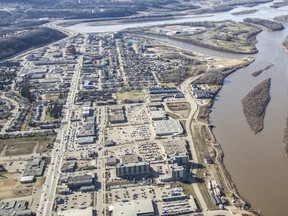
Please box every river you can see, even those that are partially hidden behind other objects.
[66,2,288,215]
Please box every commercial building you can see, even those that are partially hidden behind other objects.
[57,207,94,216]
[67,174,94,189]
[116,161,150,177]
[150,111,167,120]
[61,161,77,172]
[20,176,35,184]
[22,158,45,179]
[153,119,183,136]
[109,105,126,124]
[110,199,155,216]
[77,117,96,137]
[78,136,95,145]
[0,200,35,216]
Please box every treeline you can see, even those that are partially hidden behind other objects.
[25,8,136,19]
[242,78,271,134]
[0,28,66,60]
[244,18,284,31]
[274,15,288,23]
[283,35,288,50]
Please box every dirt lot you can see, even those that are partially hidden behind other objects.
[166,102,191,118]
[116,90,144,101]
[0,172,21,200]
[4,142,37,156]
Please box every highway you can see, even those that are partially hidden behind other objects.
[38,35,87,216]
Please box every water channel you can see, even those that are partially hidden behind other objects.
[67,2,288,215]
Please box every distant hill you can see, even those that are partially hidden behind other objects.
[0,28,66,60]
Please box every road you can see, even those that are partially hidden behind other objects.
[180,77,209,212]
[38,35,87,216]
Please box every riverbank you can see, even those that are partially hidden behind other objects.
[188,57,260,215]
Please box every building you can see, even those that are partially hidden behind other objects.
[20,176,35,184]
[170,164,185,180]
[58,207,94,216]
[121,154,139,164]
[150,111,167,120]
[106,157,117,166]
[22,158,45,178]
[162,140,189,165]
[0,200,35,216]
[77,118,96,137]
[67,174,94,189]
[109,106,126,124]
[78,137,95,145]
[110,199,154,216]
[61,161,77,172]
[153,119,183,136]
[116,161,150,177]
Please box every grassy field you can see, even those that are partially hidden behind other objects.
[45,94,59,100]
[0,135,55,156]
[116,90,144,101]
[44,112,56,121]
[4,141,37,156]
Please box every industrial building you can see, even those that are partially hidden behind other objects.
[110,199,155,216]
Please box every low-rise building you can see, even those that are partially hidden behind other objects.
[61,161,77,172]
[22,158,45,179]
[57,207,94,216]
[0,200,35,216]
[67,174,94,189]
[154,119,183,136]
[110,199,155,216]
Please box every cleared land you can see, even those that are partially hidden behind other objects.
[166,102,191,118]
[136,21,261,54]
[0,135,55,156]
[242,78,271,134]
[116,90,144,102]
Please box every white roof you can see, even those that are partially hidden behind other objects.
[57,207,93,216]
[112,199,154,216]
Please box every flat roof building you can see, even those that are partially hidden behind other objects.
[0,200,35,216]
[22,158,45,178]
[57,207,94,216]
[116,161,150,177]
[153,119,183,136]
[67,174,94,189]
[110,199,155,216]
